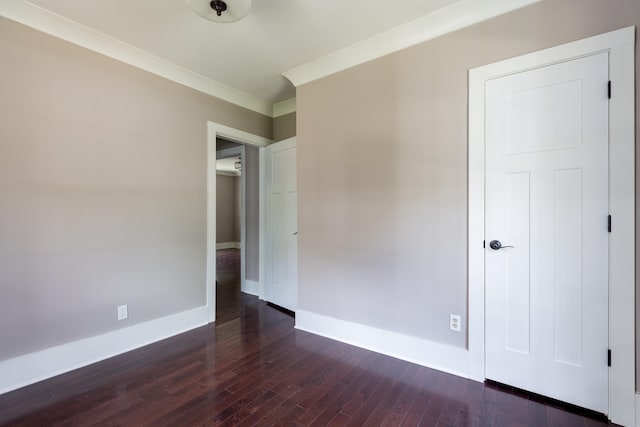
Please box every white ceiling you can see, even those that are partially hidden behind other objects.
[4,0,540,115]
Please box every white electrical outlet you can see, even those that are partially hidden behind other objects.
[450,314,461,332]
[117,304,128,321]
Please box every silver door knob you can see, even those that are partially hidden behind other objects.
[489,240,514,250]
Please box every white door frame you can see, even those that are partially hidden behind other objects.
[206,122,271,323]
[468,27,635,426]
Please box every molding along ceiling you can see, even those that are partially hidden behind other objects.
[283,0,542,87]
[0,0,272,116]
[272,98,297,118]
[1,0,542,116]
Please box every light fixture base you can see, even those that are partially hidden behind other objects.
[210,0,227,16]
[185,0,251,23]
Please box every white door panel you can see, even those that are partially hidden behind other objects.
[485,53,609,413]
[265,138,297,311]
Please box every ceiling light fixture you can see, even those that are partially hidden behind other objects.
[210,1,227,16]
[185,0,251,23]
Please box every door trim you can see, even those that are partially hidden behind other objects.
[206,122,271,323]
[468,27,635,426]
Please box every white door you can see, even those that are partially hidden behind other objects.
[485,53,609,413]
[265,138,297,311]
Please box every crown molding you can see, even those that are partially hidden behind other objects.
[1,0,542,115]
[0,0,273,117]
[283,0,542,87]
[272,98,296,117]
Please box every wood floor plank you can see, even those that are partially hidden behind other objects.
[347,360,411,426]
[325,412,353,427]
[207,331,332,425]
[527,399,550,427]
[293,351,381,425]
[251,390,304,426]
[361,362,421,426]
[270,403,306,427]
[214,389,279,427]
[453,380,490,427]
[295,348,375,411]
[338,354,399,417]
[207,352,310,423]
[546,404,597,427]
[288,344,370,424]
[232,391,289,427]
[399,375,439,425]
[491,386,530,427]
[304,354,396,426]
[415,376,452,426]
[379,365,434,427]
[434,371,472,426]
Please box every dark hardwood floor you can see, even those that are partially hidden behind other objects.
[0,250,615,426]
[216,248,244,325]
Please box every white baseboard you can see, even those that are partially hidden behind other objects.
[295,310,470,379]
[216,242,241,250]
[0,306,209,395]
[243,280,260,296]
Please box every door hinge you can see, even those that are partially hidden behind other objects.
[483,240,485,248]
[608,215,612,233]
[608,81,611,99]
[608,349,612,367]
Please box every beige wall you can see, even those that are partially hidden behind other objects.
[0,17,271,361]
[273,112,296,142]
[216,174,241,243]
[297,0,639,361]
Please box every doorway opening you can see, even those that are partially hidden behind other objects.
[215,139,244,323]
[215,138,263,324]
[206,121,271,325]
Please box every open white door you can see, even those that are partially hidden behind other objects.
[264,137,297,311]
[485,53,609,413]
